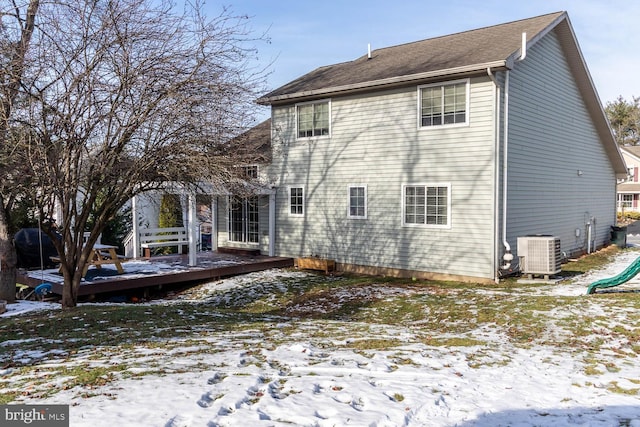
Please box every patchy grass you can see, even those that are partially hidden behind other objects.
[391,392,405,402]
[3,248,640,402]
[344,338,403,351]
[424,337,486,347]
[560,245,623,276]
[607,381,640,395]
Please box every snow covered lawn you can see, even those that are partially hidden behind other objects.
[2,249,640,426]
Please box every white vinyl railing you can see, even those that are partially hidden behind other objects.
[123,230,135,258]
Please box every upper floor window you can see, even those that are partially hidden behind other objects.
[297,100,330,138]
[242,165,258,179]
[402,184,451,228]
[418,80,469,128]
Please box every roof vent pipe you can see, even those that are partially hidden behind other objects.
[367,43,371,59]
[519,32,527,61]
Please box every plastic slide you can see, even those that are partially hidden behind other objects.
[587,256,640,294]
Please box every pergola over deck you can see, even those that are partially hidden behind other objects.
[128,182,276,265]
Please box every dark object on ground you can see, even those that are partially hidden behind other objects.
[611,225,627,247]
[15,228,61,269]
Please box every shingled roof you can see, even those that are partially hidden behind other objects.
[258,12,566,105]
[227,119,272,164]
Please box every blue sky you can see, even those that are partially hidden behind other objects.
[197,0,639,117]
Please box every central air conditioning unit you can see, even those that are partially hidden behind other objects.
[517,235,561,277]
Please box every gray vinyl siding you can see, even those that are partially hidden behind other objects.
[266,77,497,279]
[506,29,617,258]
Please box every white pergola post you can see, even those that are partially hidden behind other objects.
[211,196,218,251]
[269,190,276,256]
[187,192,197,266]
[132,195,140,259]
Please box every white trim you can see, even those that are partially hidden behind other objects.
[212,197,218,251]
[132,196,140,258]
[187,193,197,266]
[295,99,331,140]
[618,193,633,208]
[417,78,470,130]
[347,184,367,219]
[288,186,305,217]
[241,164,259,178]
[401,183,452,229]
[268,192,276,256]
[225,195,231,237]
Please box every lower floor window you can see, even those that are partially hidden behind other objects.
[290,187,304,216]
[619,194,633,209]
[229,196,259,243]
[403,184,450,227]
[348,185,367,219]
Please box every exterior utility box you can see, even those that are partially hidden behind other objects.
[517,236,562,277]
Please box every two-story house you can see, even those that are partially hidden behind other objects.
[210,11,626,283]
[617,146,640,212]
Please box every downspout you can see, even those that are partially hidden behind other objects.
[487,67,502,280]
[501,70,513,269]
[495,32,527,273]
[487,67,513,272]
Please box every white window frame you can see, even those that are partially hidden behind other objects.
[227,196,260,244]
[401,183,451,228]
[347,185,367,219]
[242,165,259,179]
[296,99,331,139]
[417,79,469,129]
[619,193,633,209]
[289,186,305,217]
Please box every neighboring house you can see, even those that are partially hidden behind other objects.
[617,146,640,212]
[140,12,628,283]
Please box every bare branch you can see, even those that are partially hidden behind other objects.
[4,0,269,306]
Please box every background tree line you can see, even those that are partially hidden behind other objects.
[606,96,640,146]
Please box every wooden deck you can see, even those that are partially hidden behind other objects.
[17,251,293,298]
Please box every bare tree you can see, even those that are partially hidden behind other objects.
[12,0,268,307]
[0,0,40,302]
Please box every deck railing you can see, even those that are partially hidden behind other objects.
[122,227,194,258]
[123,230,135,258]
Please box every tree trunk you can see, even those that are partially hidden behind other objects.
[60,267,83,308]
[61,277,77,308]
[0,0,40,303]
[0,198,17,303]
[59,244,92,308]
